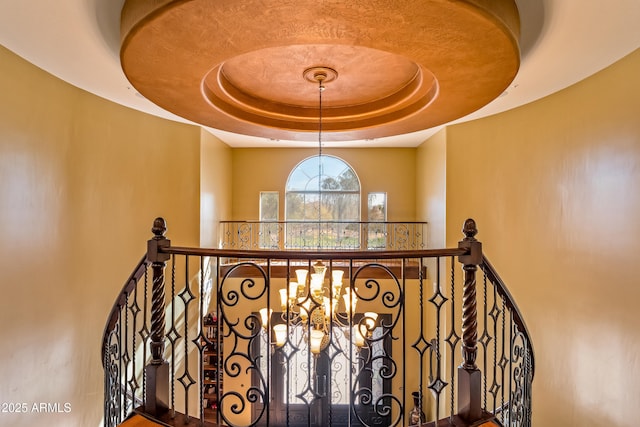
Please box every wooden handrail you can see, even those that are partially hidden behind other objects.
[161,246,467,259]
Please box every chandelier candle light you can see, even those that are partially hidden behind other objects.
[259,261,379,355]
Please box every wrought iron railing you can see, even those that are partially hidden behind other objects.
[102,218,533,427]
[219,221,428,251]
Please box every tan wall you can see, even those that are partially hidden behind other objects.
[416,128,447,248]
[231,147,417,221]
[444,49,640,426]
[200,129,232,247]
[0,46,201,426]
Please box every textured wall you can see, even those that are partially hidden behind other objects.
[231,147,417,222]
[200,129,232,247]
[416,128,447,248]
[0,45,201,426]
[445,49,640,426]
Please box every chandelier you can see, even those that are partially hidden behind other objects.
[259,68,378,355]
[259,261,379,354]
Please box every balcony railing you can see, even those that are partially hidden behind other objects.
[219,221,428,251]
[102,217,534,427]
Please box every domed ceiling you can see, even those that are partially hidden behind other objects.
[120,0,521,142]
[2,1,638,147]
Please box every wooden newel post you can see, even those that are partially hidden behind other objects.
[457,218,483,422]
[145,217,171,415]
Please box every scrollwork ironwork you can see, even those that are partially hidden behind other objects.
[102,218,534,427]
[219,262,269,426]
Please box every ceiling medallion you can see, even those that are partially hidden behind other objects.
[303,67,338,85]
[121,0,521,142]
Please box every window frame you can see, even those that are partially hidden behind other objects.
[284,155,361,249]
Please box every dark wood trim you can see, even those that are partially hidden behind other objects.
[163,246,468,260]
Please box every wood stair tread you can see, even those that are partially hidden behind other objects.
[119,414,165,427]
[119,411,498,427]
[118,410,220,427]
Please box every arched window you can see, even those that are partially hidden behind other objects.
[285,155,360,248]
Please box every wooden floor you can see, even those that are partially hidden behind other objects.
[119,414,164,427]
[422,414,501,427]
[119,413,499,427]
[119,412,219,427]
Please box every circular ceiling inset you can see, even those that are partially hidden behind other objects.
[121,0,520,142]
[202,45,438,132]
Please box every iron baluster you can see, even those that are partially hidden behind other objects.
[480,272,490,410]
[142,265,149,406]
[428,256,449,425]
[166,255,178,418]
[124,292,131,415]
[487,275,501,414]
[445,255,460,425]
[198,255,206,424]
[508,310,514,426]
[411,256,427,426]
[178,254,196,425]
[129,282,140,411]
[118,304,124,422]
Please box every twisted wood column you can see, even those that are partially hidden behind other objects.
[146,217,171,415]
[461,262,478,369]
[149,217,170,362]
[457,218,483,422]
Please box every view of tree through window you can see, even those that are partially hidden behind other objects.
[260,192,279,221]
[285,155,360,248]
[259,192,279,248]
[367,192,387,249]
[367,192,386,222]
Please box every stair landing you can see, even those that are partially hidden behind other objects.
[119,415,163,427]
[421,413,501,427]
[120,413,499,427]
[119,412,219,427]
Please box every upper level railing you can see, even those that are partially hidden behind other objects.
[219,221,428,251]
[102,218,533,427]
